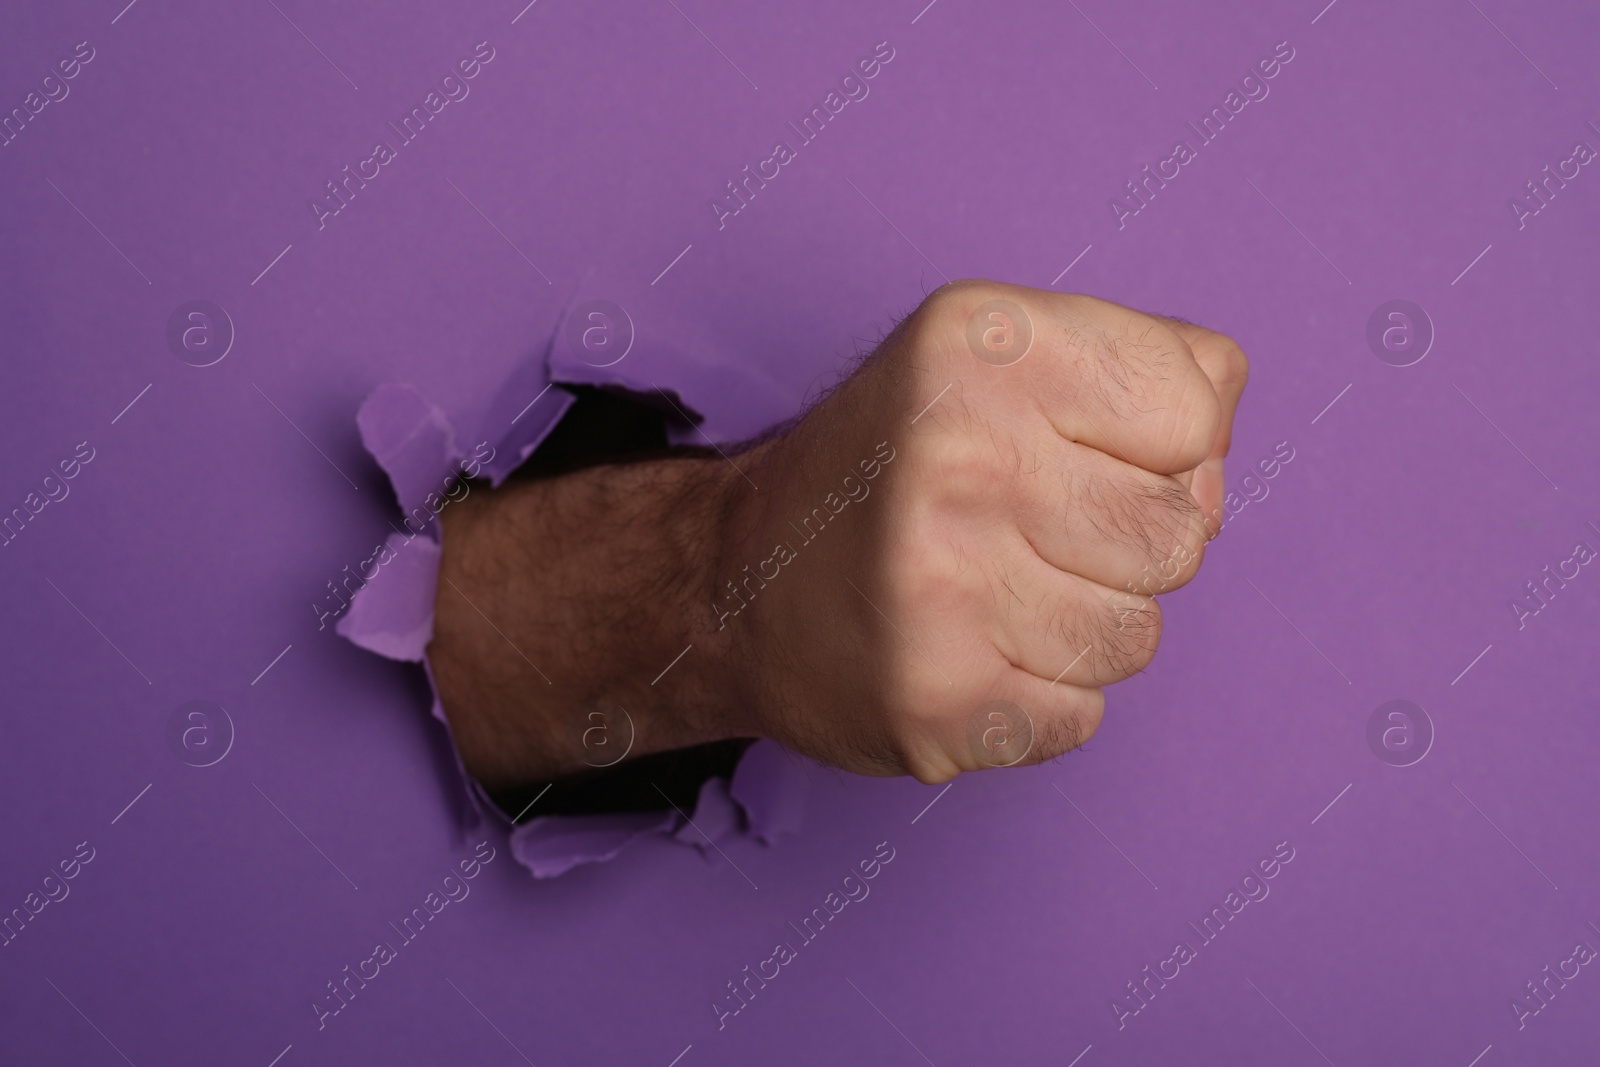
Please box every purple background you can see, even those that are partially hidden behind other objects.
[4,0,1599,1063]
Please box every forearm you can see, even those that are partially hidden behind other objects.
[430,452,754,788]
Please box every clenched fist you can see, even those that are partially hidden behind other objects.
[431,281,1247,789]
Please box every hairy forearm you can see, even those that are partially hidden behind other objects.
[430,452,754,787]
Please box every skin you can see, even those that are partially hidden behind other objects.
[429,280,1248,788]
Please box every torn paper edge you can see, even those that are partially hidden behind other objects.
[336,368,806,878]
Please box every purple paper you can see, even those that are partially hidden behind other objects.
[513,809,680,879]
[4,0,1599,1064]
[335,530,439,662]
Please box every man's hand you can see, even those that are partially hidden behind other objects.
[429,281,1247,788]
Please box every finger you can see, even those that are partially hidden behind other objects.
[1159,321,1249,530]
[987,545,1163,689]
[1014,435,1211,595]
[932,673,1106,778]
[1016,291,1223,476]
[931,284,1222,475]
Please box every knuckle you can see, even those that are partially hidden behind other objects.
[934,438,1001,506]
[1078,474,1207,591]
[1046,589,1161,683]
[909,434,1008,516]
[1100,591,1163,677]
[917,279,1007,335]
[1042,591,1099,662]
[1025,689,1105,765]
[915,279,1046,376]
[1033,713,1083,762]
[892,524,971,612]
[1130,482,1209,590]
